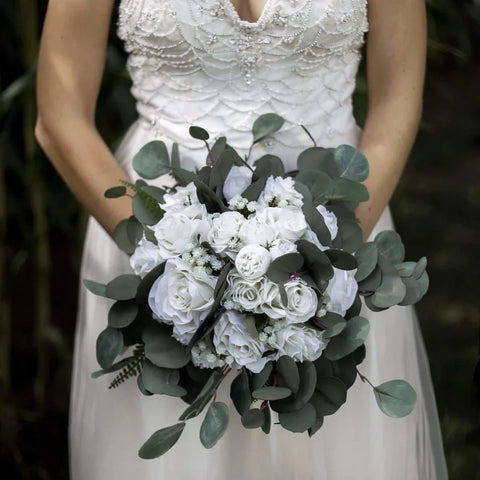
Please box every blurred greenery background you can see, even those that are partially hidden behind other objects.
[1,0,479,478]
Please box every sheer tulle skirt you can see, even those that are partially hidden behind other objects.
[69,121,449,480]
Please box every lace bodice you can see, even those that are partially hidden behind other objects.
[116,0,369,168]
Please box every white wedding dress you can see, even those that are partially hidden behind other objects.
[69,1,449,479]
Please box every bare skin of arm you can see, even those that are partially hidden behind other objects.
[35,0,132,238]
[356,0,427,240]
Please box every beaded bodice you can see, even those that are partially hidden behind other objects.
[117,0,369,167]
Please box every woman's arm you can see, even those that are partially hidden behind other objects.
[35,0,132,237]
[356,0,427,240]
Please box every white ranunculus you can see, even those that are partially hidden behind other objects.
[161,182,205,219]
[129,236,164,278]
[269,324,326,362]
[261,278,318,324]
[152,212,209,260]
[213,311,270,373]
[268,238,298,260]
[316,204,338,240]
[235,244,271,280]
[256,207,308,242]
[258,176,304,208]
[148,257,216,345]
[223,166,253,202]
[238,217,276,248]
[323,266,358,316]
[224,271,277,312]
[207,211,245,255]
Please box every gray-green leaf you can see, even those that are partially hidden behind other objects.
[138,422,186,459]
[374,380,417,418]
[200,402,229,449]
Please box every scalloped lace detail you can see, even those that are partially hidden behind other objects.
[116,0,369,166]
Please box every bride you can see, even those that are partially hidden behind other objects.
[35,0,449,479]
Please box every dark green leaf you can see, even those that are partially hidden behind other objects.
[324,249,358,270]
[210,149,235,190]
[319,312,347,339]
[104,186,127,198]
[143,327,190,369]
[278,403,316,433]
[96,327,123,369]
[327,177,369,203]
[276,356,300,395]
[241,177,267,202]
[91,356,134,379]
[106,274,141,301]
[108,301,138,328]
[297,147,339,177]
[252,113,285,143]
[141,185,166,203]
[230,368,251,416]
[302,203,333,246]
[261,403,272,434]
[253,155,284,179]
[266,253,304,283]
[295,170,332,205]
[370,255,406,308]
[194,179,227,214]
[241,408,265,429]
[136,262,166,305]
[113,218,137,255]
[138,422,186,459]
[324,316,370,361]
[252,386,292,400]
[132,193,162,225]
[83,279,107,297]
[171,142,180,168]
[141,360,185,396]
[250,361,273,391]
[308,416,324,437]
[189,125,210,140]
[312,376,347,416]
[132,141,170,179]
[200,402,229,449]
[296,240,334,289]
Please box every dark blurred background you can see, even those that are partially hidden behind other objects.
[0,0,479,478]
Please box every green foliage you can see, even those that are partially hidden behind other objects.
[324,316,370,361]
[252,113,285,143]
[200,401,229,449]
[374,380,417,418]
[132,141,170,179]
[96,326,124,369]
[138,422,186,459]
[108,344,145,389]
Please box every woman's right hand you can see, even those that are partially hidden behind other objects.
[35,0,133,238]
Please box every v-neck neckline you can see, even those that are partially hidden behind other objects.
[223,0,275,28]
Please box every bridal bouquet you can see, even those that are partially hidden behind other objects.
[85,114,428,458]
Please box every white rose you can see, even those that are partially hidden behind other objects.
[322,266,358,316]
[148,258,216,345]
[258,176,303,208]
[261,278,318,324]
[152,212,209,260]
[235,244,271,280]
[161,182,205,219]
[316,204,338,240]
[213,311,270,373]
[129,236,164,278]
[224,271,277,312]
[256,207,308,242]
[207,211,245,255]
[238,217,276,248]
[269,324,326,362]
[223,166,253,202]
[268,239,298,260]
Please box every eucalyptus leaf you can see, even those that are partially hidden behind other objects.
[261,403,272,434]
[332,217,363,253]
[333,145,369,182]
[141,360,185,396]
[230,368,251,416]
[189,125,210,140]
[374,231,405,265]
[141,185,165,203]
[132,141,170,179]
[319,312,347,339]
[358,265,382,293]
[278,403,316,433]
[276,355,300,395]
[370,255,407,308]
[252,113,284,143]
[253,154,284,179]
[324,249,358,270]
[171,142,180,168]
[295,170,332,205]
[308,416,324,437]
[138,422,186,459]
[312,376,347,416]
[136,262,166,305]
[241,408,265,429]
[328,177,369,203]
[108,301,138,328]
[297,147,339,177]
[354,242,378,282]
[210,150,235,190]
[324,316,370,361]
[132,193,162,226]
[83,279,107,297]
[330,354,357,389]
[296,240,334,289]
[301,202,333,246]
[104,186,127,198]
[252,386,292,401]
[266,253,304,283]
[374,380,417,418]
[250,361,273,391]
[241,177,268,202]
[113,218,137,255]
[106,274,141,301]
[143,330,190,369]
[96,327,123,369]
[200,402,229,449]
